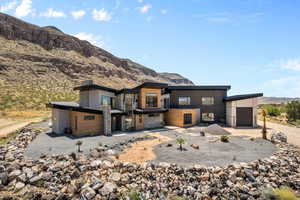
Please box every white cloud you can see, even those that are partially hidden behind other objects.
[92,8,112,22]
[280,59,300,71]
[137,0,143,3]
[71,10,86,19]
[41,8,66,18]
[263,76,300,97]
[0,0,17,12]
[15,0,33,17]
[161,9,167,15]
[146,16,154,22]
[74,32,105,47]
[137,4,152,14]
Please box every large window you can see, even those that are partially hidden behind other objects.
[178,97,191,105]
[202,97,214,105]
[101,95,111,106]
[146,93,158,108]
[202,113,214,121]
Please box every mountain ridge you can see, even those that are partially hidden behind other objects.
[0,12,193,111]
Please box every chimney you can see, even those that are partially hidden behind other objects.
[82,80,93,86]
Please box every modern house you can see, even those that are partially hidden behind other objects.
[47,80,263,136]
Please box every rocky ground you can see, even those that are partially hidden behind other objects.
[0,125,300,200]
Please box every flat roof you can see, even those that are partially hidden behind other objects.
[224,93,263,102]
[73,84,118,93]
[46,102,103,114]
[166,85,231,91]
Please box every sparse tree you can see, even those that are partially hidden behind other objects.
[262,109,267,139]
[76,140,83,152]
[176,137,186,151]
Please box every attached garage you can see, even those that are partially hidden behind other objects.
[225,93,263,127]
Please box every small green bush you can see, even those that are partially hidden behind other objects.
[262,187,299,200]
[220,135,229,143]
[262,105,282,117]
[176,137,186,151]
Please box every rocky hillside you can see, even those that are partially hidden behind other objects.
[0,13,193,111]
[258,97,300,105]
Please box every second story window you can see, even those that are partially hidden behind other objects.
[179,97,191,105]
[202,97,214,105]
[146,93,158,108]
[101,95,111,106]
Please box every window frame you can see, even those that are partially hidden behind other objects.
[183,113,192,125]
[202,113,214,122]
[202,97,214,105]
[101,95,111,106]
[145,93,158,108]
[84,115,95,120]
[178,96,191,105]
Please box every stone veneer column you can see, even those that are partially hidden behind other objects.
[102,105,111,136]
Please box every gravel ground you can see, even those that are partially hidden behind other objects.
[24,128,168,159]
[152,135,277,167]
[25,122,278,167]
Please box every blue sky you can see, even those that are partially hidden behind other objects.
[1,0,300,97]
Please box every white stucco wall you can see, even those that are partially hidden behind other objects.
[226,98,258,127]
[52,109,70,134]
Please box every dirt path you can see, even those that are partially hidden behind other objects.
[118,132,172,163]
[258,120,300,147]
[225,121,300,147]
[0,118,46,138]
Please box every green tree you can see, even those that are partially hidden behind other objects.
[286,101,300,122]
[76,140,83,152]
[176,137,186,151]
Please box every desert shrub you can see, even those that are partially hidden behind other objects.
[220,135,229,143]
[262,105,282,117]
[262,187,299,200]
[119,189,146,200]
[176,137,186,151]
[286,101,300,122]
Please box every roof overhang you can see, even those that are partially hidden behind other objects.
[133,108,168,114]
[166,85,231,91]
[224,93,263,102]
[46,102,103,114]
[133,82,168,90]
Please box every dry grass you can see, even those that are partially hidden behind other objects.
[1,110,50,119]
[118,133,172,163]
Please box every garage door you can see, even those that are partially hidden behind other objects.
[236,107,253,126]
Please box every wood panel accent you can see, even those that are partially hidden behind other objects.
[139,88,162,109]
[164,108,200,127]
[134,114,144,130]
[70,111,104,136]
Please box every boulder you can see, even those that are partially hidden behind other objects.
[14,182,25,191]
[191,144,200,149]
[99,182,116,196]
[270,131,287,143]
[109,173,121,182]
[81,187,96,200]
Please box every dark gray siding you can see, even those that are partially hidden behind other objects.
[169,90,227,123]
